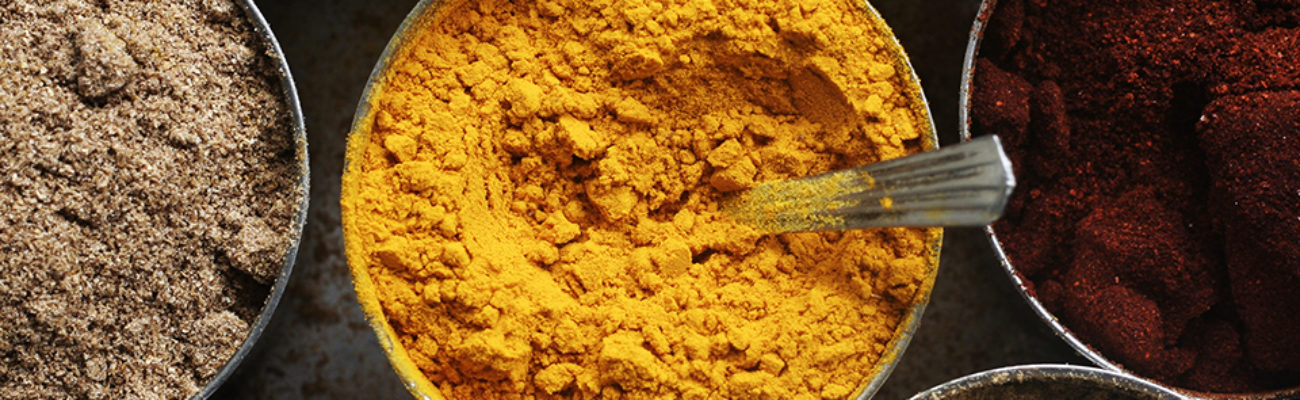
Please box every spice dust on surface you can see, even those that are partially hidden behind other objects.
[0,1,304,399]
[341,0,939,398]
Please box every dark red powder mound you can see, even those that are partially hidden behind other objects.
[1199,91,1300,373]
[972,0,1300,393]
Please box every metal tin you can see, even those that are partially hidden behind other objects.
[192,1,311,398]
[907,364,1187,400]
[343,1,941,399]
[959,1,1300,399]
[343,2,444,398]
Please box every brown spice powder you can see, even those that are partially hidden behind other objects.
[0,1,303,399]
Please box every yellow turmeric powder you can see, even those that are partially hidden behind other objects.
[341,0,939,398]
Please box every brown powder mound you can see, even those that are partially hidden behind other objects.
[0,1,303,399]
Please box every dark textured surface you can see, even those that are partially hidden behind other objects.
[214,1,415,399]
[873,4,1085,398]
[218,1,1082,398]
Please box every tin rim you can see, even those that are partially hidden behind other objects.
[958,1,1300,398]
[341,1,942,399]
[852,4,943,400]
[192,1,311,398]
[906,364,1187,400]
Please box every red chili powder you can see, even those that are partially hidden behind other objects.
[971,0,1300,393]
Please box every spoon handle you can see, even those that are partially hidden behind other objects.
[725,135,1016,232]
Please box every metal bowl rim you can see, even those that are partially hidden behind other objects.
[906,364,1187,400]
[854,2,944,399]
[193,1,311,398]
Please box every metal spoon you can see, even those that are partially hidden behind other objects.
[723,135,1015,233]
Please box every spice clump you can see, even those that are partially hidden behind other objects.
[973,0,1300,393]
[0,1,304,399]
[342,0,938,398]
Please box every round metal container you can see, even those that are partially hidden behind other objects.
[192,1,311,398]
[343,1,941,399]
[908,364,1186,400]
[959,1,1300,399]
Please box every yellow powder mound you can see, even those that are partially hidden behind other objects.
[341,0,939,398]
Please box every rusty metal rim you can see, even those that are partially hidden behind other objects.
[959,1,1300,398]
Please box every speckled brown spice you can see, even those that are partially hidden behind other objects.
[0,1,302,399]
